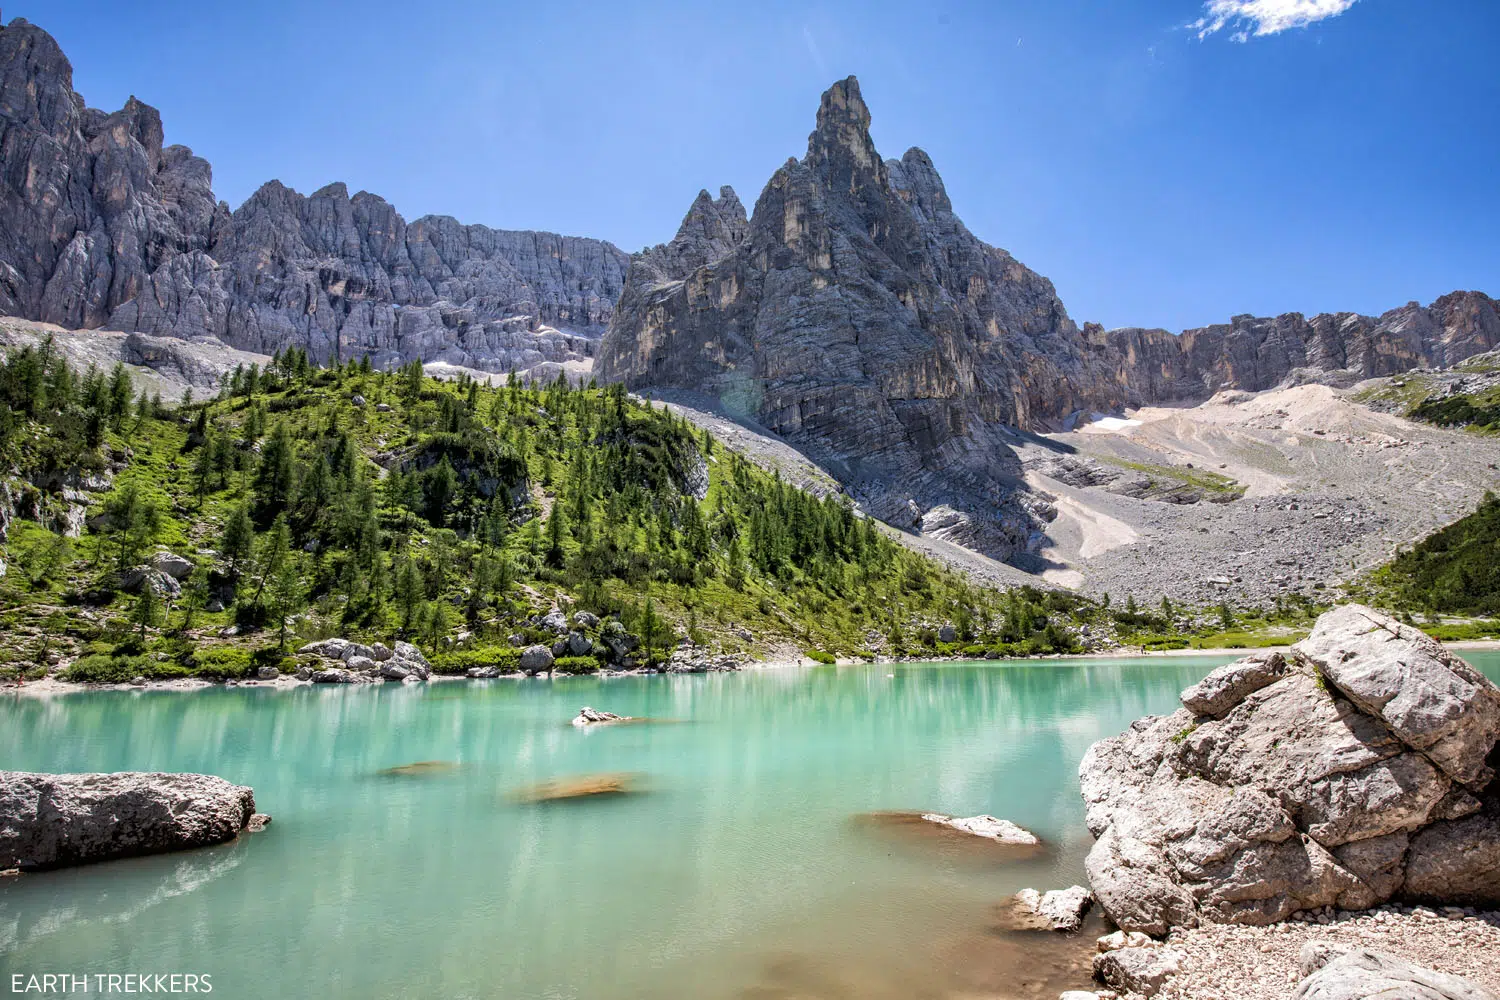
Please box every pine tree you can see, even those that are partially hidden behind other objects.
[221,503,255,577]
[132,580,162,638]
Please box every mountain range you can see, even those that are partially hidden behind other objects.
[2,15,1497,567]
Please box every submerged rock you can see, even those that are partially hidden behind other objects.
[378,761,459,778]
[0,771,258,870]
[921,813,1040,846]
[509,772,640,803]
[1079,604,1500,935]
[1002,885,1093,933]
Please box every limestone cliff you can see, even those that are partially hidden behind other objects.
[0,18,628,375]
[598,76,1498,560]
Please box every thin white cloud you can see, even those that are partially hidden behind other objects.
[1192,0,1362,42]
[802,26,829,77]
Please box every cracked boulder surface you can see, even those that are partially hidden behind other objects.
[1078,604,1500,934]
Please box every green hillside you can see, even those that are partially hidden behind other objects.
[1364,491,1500,617]
[0,339,1088,682]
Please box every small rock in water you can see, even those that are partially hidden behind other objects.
[572,706,630,727]
[1003,885,1093,932]
[378,761,459,778]
[922,813,1040,846]
[245,813,272,832]
[510,772,640,803]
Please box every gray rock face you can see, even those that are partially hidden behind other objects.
[1092,946,1185,998]
[1079,604,1500,934]
[1294,942,1499,1000]
[0,18,627,377]
[519,645,554,675]
[598,75,1500,560]
[0,770,257,870]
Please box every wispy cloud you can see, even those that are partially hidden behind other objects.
[1192,0,1362,42]
[802,26,829,77]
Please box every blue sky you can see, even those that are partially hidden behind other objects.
[13,0,1498,331]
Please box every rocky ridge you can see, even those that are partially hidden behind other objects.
[1079,604,1500,938]
[0,18,627,378]
[598,75,1498,562]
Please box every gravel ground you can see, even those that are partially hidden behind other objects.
[646,382,1500,607]
[1135,904,1500,1000]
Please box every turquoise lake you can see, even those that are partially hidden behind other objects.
[4,652,1498,999]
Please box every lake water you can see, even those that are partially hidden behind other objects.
[4,652,1498,999]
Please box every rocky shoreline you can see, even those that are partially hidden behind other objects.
[1060,603,1500,999]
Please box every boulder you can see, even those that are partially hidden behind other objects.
[1293,942,1498,1000]
[338,643,378,663]
[1005,885,1093,932]
[0,771,257,870]
[541,609,569,634]
[519,645,554,675]
[149,551,194,580]
[254,665,279,681]
[1079,604,1500,935]
[573,611,600,629]
[1097,931,1156,953]
[920,813,1040,845]
[1179,651,1287,717]
[1092,947,1183,998]
[299,638,351,659]
[370,643,393,662]
[379,663,411,681]
[310,668,354,684]
[551,638,569,658]
[567,631,593,657]
[938,624,958,643]
[392,641,424,663]
[1294,605,1500,788]
[467,667,500,679]
[1403,813,1500,906]
[345,655,377,674]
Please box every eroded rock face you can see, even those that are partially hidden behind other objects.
[597,75,1500,560]
[1079,604,1500,934]
[0,770,257,870]
[0,18,627,377]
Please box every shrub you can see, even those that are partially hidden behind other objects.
[63,652,189,684]
[804,649,836,664]
[553,655,599,674]
[190,646,255,680]
[429,645,520,675]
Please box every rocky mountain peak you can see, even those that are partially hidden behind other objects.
[0,18,78,140]
[887,147,953,219]
[0,17,630,377]
[805,75,888,203]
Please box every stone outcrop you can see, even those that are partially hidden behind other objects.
[0,18,627,378]
[572,707,630,727]
[1294,942,1499,1000]
[1079,604,1500,935]
[298,637,429,682]
[0,770,258,870]
[598,75,1499,560]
